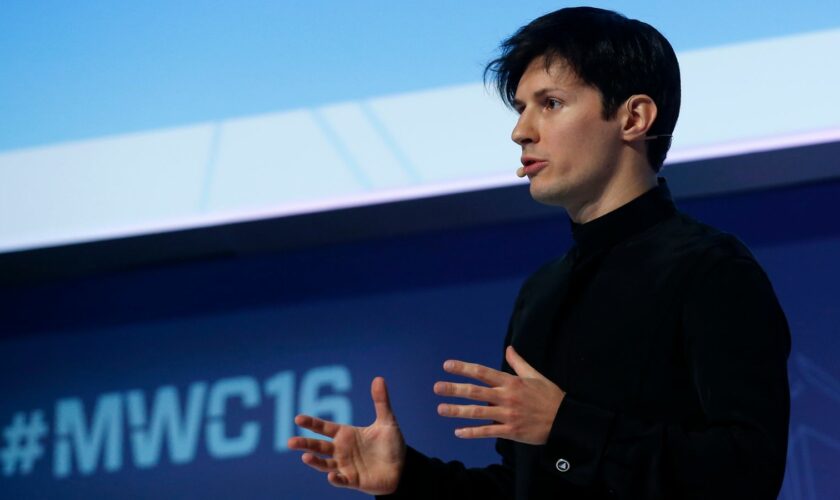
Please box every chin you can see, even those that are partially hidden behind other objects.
[528,184,568,207]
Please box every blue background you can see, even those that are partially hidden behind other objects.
[2,178,839,498]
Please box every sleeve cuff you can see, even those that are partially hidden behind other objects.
[540,394,615,486]
[376,446,427,499]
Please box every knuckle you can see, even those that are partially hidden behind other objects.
[499,408,513,421]
[507,392,521,406]
[500,392,515,406]
[507,423,520,437]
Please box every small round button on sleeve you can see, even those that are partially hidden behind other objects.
[555,458,570,472]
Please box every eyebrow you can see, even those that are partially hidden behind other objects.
[512,87,568,109]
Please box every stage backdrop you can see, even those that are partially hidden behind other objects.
[1,177,839,499]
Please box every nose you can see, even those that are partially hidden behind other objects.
[511,111,537,146]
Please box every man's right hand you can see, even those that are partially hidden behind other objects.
[288,376,406,496]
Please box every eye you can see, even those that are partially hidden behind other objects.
[545,98,564,110]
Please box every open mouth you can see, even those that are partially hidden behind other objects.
[522,159,548,176]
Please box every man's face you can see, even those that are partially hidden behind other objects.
[512,56,624,210]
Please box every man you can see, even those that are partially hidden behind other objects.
[288,7,790,499]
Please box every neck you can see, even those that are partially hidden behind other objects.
[566,165,658,224]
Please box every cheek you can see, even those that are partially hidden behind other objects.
[575,118,610,144]
[571,122,618,165]
[548,125,600,169]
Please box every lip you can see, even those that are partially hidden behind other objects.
[522,160,548,176]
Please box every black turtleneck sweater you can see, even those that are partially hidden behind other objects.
[381,178,791,500]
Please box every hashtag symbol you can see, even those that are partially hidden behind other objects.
[1,411,48,476]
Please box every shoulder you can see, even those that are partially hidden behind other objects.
[663,212,763,276]
[662,214,784,315]
[655,215,788,351]
[655,212,753,259]
[616,211,773,301]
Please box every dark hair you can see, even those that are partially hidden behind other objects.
[484,7,681,172]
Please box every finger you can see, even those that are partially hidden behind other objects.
[505,345,542,379]
[371,376,396,423]
[454,424,510,439]
[443,359,509,386]
[433,381,499,404]
[294,414,340,438]
[301,453,338,473]
[437,403,506,421]
[287,436,335,456]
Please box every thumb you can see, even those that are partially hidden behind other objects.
[371,376,396,423]
[506,345,542,379]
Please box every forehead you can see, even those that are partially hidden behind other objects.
[514,56,584,97]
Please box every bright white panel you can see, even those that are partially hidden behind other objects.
[317,102,416,190]
[367,84,516,183]
[204,110,366,213]
[0,125,213,251]
[672,29,840,160]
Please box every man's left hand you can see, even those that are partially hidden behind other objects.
[433,345,566,445]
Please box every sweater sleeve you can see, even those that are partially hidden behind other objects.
[538,256,791,499]
[374,442,515,500]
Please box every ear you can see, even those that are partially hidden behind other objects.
[619,94,658,142]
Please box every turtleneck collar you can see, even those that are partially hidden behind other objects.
[570,177,676,257]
